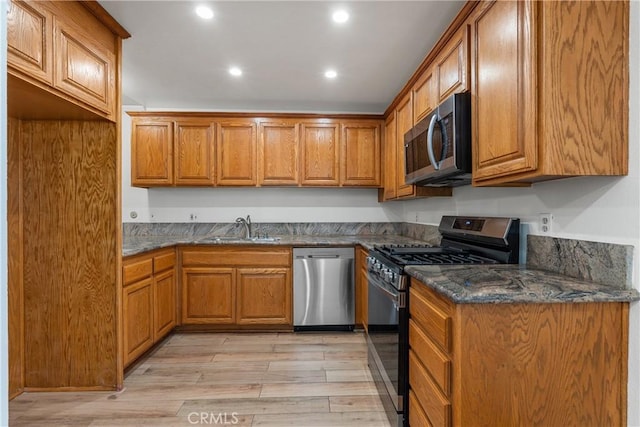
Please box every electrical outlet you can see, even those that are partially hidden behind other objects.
[189,213,198,221]
[539,213,553,234]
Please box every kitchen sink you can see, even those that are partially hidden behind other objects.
[249,236,281,242]
[197,236,281,243]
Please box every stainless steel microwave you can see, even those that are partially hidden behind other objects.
[404,92,471,187]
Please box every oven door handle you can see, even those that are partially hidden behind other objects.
[369,278,404,309]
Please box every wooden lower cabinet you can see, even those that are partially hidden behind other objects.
[180,246,293,327]
[122,248,177,367]
[355,246,369,329]
[408,278,629,426]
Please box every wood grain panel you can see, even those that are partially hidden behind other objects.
[259,121,299,186]
[341,122,381,186]
[154,268,177,341]
[471,0,538,182]
[174,120,215,185]
[153,250,176,274]
[236,268,292,325]
[122,258,152,286]
[21,121,118,388]
[123,278,154,366]
[355,247,368,329]
[395,93,414,197]
[53,18,114,115]
[409,350,451,427]
[381,113,397,200]
[540,0,628,176]
[456,302,627,426]
[409,389,434,427]
[182,267,236,324]
[7,0,53,84]
[412,67,437,124]
[436,25,469,101]
[409,319,451,396]
[181,247,291,268]
[8,118,25,399]
[409,287,452,354]
[131,119,173,186]
[300,123,340,186]
[216,121,257,186]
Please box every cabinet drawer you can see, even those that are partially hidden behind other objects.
[409,319,451,396]
[123,258,153,285]
[409,389,434,427]
[410,287,452,353]
[181,248,291,267]
[409,350,451,427]
[154,251,175,273]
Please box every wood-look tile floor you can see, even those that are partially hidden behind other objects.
[9,332,392,427]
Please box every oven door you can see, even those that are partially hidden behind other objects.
[367,272,408,426]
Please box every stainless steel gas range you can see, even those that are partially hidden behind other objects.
[366,216,520,427]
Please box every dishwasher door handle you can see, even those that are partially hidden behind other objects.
[307,254,341,259]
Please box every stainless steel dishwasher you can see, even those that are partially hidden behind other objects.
[293,247,355,331]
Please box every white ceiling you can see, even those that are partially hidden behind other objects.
[100,1,465,114]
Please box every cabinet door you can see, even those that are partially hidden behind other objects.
[174,120,216,185]
[471,0,537,182]
[153,268,176,341]
[396,94,415,198]
[123,278,154,366]
[436,25,470,102]
[382,113,398,200]
[182,267,235,324]
[7,0,53,84]
[300,123,340,186]
[413,66,437,124]
[53,18,115,116]
[341,122,381,187]
[131,119,174,186]
[355,247,369,329]
[258,121,299,186]
[236,268,291,325]
[216,121,257,186]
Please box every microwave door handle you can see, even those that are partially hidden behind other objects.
[427,113,440,170]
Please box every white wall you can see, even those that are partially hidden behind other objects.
[403,2,640,422]
[1,0,9,424]
[121,108,405,224]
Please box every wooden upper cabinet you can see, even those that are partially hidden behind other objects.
[174,120,216,185]
[396,94,414,198]
[412,66,437,124]
[7,0,53,85]
[341,122,381,187]
[471,0,628,185]
[131,119,174,186]
[300,123,340,186]
[53,17,115,117]
[217,121,257,186]
[382,113,398,200]
[258,121,299,186]
[436,25,470,102]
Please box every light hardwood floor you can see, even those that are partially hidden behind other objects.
[9,332,392,427]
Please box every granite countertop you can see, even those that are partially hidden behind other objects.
[123,234,423,257]
[405,264,640,304]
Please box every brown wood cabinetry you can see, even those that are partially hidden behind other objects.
[217,121,258,186]
[395,94,414,198]
[175,120,216,185]
[341,122,381,187]
[409,278,629,426]
[258,121,299,185]
[412,67,436,124]
[300,123,340,186]
[435,26,469,102]
[122,248,177,367]
[7,0,126,121]
[180,247,292,327]
[470,0,628,186]
[131,119,174,186]
[382,113,398,200]
[355,246,369,329]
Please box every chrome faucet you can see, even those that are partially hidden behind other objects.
[235,215,252,239]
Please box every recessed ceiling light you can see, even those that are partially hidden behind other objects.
[229,67,242,77]
[332,10,349,24]
[195,5,214,20]
[325,69,337,79]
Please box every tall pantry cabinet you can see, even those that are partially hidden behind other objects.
[7,0,129,397]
